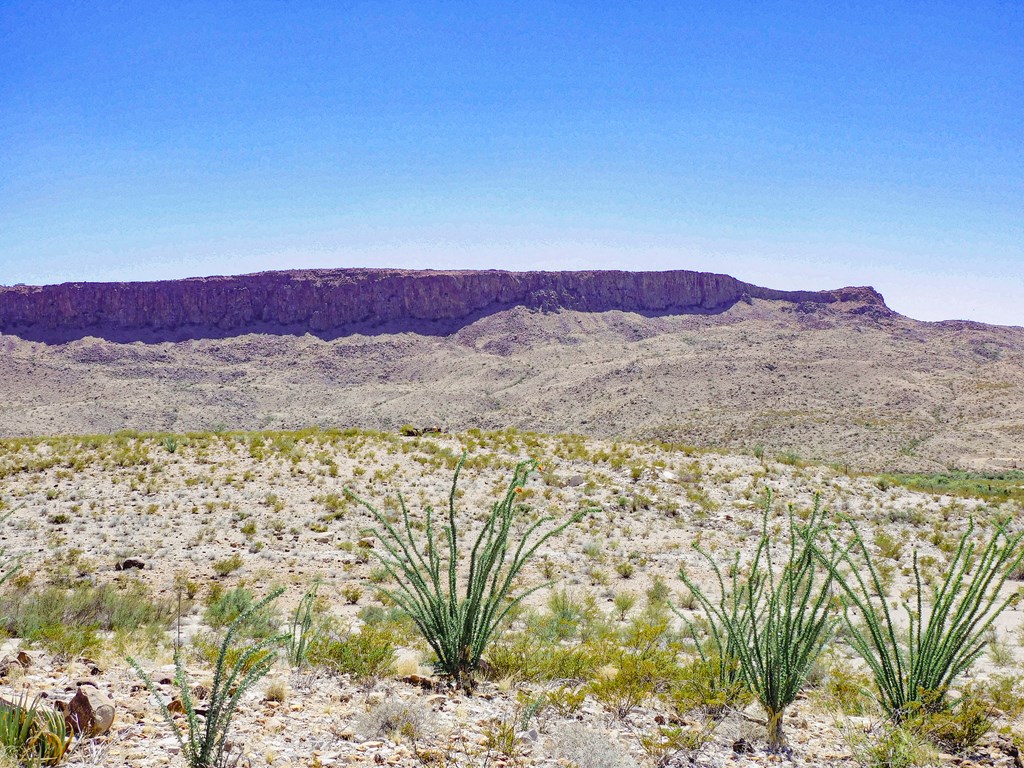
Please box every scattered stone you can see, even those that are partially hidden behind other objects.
[0,650,32,676]
[60,684,115,736]
[733,738,755,754]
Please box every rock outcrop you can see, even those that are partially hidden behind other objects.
[0,268,890,340]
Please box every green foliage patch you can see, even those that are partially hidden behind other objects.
[879,470,1024,504]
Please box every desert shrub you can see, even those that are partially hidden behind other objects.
[357,604,419,642]
[212,553,243,578]
[345,455,585,688]
[130,588,285,768]
[979,674,1024,718]
[529,589,605,642]
[846,723,937,768]
[589,615,683,718]
[908,691,992,754]
[0,581,175,658]
[341,584,362,605]
[589,651,672,719]
[485,633,602,683]
[355,700,432,742]
[987,630,1015,667]
[639,722,718,766]
[306,624,396,681]
[514,685,587,732]
[671,596,747,718]
[821,517,1024,722]
[666,654,751,718]
[482,716,521,760]
[646,575,671,607]
[879,470,1024,505]
[612,591,637,621]
[816,663,874,716]
[679,490,837,750]
[203,585,279,638]
[0,693,72,766]
[549,723,635,768]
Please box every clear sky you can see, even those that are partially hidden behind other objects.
[1,2,1021,325]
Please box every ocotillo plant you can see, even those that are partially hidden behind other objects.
[286,581,320,669]
[346,455,585,690]
[679,490,836,750]
[820,517,1024,722]
[130,587,286,768]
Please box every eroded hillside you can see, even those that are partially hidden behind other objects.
[1,295,1021,471]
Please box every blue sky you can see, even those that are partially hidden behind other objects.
[1,2,1021,324]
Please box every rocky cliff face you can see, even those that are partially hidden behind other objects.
[0,268,889,340]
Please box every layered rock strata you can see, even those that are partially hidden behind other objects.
[0,268,888,337]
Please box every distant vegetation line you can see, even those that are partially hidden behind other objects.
[1,425,1018,504]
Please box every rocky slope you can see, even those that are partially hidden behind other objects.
[0,268,887,340]
[0,268,1021,471]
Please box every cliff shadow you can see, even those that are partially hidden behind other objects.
[0,298,747,345]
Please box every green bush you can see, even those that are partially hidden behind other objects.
[588,639,680,719]
[346,455,585,689]
[846,724,937,768]
[485,633,602,682]
[909,691,992,754]
[306,624,396,681]
[821,517,1024,722]
[679,490,837,750]
[672,596,747,718]
[0,581,175,658]
[817,663,874,716]
[203,585,279,638]
[212,553,243,578]
[130,588,286,768]
[357,604,419,642]
[0,693,72,766]
[529,590,604,642]
[666,655,751,718]
[979,674,1024,718]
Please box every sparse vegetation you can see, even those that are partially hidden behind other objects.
[0,581,175,659]
[345,455,586,689]
[2,426,1024,764]
[821,517,1024,722]
[679,490,837,750]
[880,470,1024,504]
[129,587,285,768]
[0,693,72,766]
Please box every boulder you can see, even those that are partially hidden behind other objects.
[61,684,115,736]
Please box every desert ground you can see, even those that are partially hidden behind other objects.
[2,427,1024,767]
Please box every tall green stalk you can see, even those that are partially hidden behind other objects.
[346,455,585,690]
[679,491,836,750]
[820,517,1024,722]
[1,508,23,590]
[286,581,320,669]
[130,587,286,768]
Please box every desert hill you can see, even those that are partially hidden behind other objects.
[1,268,1021,471]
